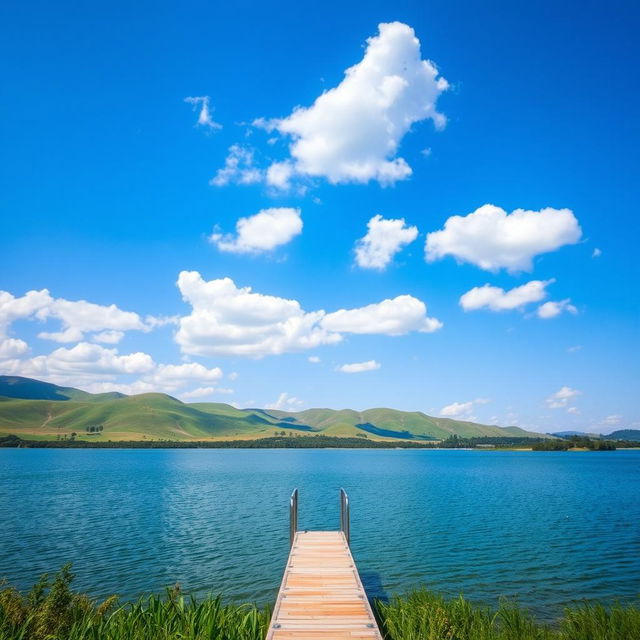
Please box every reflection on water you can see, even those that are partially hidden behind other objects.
[1,448,639,619]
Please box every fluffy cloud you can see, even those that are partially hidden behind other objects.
[308,356,321,363]
[338,360,380,373]
[354,215,418,270]
[0,340,226,397]
[210,208,302,254]
[0,288,156,343]
[602,414,622,426]
[4,342,156,380]
[426,205,582,272]
[241,22,447,189]
[175,271,442,358]
[0,338,29,359]
[210,145,263,187]
[181,386,233,400]
[546,386,581,409]
[592,248,602,258]
[322,295,442,335]
[184,96,222,130]
[0,289,52,338]
[267,392,303,411]
[439,397,489,419]
[460,280,553,312]
[175,272,337,357]
[536,299,577,319]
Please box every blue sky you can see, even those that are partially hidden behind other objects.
[1,0,638,432]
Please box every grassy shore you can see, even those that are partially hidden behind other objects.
[1,566,638,639]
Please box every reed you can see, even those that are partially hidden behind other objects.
[1,567,638,639]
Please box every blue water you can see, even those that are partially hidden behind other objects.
[1,449,639,619]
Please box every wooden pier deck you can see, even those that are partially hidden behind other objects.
[266,530,383,640]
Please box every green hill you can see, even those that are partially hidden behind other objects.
[606,429,640,441]
[0,375,549,442]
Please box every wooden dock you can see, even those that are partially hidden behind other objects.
[266,491,383,640]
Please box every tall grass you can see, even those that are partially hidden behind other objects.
[0,565,270,640]
[1,567,638,639]
[375,589,640,640]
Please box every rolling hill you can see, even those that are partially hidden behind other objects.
[0,375,549,442]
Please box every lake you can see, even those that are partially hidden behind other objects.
[1,448,638,619]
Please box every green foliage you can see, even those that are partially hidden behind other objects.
[0,568,269,640]
[532,440,571,451]
[1,573,638,640]
[375,589,640,640]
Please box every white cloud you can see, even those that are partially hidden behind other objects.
[175,271,441,358]
[91,330,125,344]
[184,96,222,130]
[0,338,29,359]
[322,295,442,335]
[460,279,553,312]
[567,407,581,415]
[602,414,622,426]
[149,362,223,386]
[175,272,338,358]
[210,207,302,254]
[0,338,227,398]
[181,386,233,400]
[567,345,583,353]
[426,204,582,272]
[266,392,303,411]
[210,145,263,186]
[440,401,474,418]
[4,342,156,382]
[0,288,156,344]
[249,22,448,188]
[0,289,53,338]
[546,386,581,409]
[265,161,295,190]
[592,248,602,258]
[439,397,490,420]
[338,360,380,373]
[308,356,321,363]
[354,215,418,270]
[537,299,578,319]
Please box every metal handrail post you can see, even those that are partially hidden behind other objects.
[339,488,350,546]
[289,488,298,548]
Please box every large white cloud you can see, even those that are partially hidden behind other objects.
[0,340,226,397]
[4,342,156,380]
[426,205,582,272]
[338,360,381,374]
[460,280,553,312]
[175,271,442,358]
[0,288,158,343]
[210,208,302,254]
[242,21,447,189]
[322,295,442,335]
[355,215,418,270]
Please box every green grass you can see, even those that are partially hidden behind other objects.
[375,589,640,640]
[1,569,638,640]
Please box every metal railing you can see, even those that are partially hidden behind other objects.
[289,488,298,548]
[289,488,350,547]
[340,488,350,546]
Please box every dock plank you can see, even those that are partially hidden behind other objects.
[266,531,382,640]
